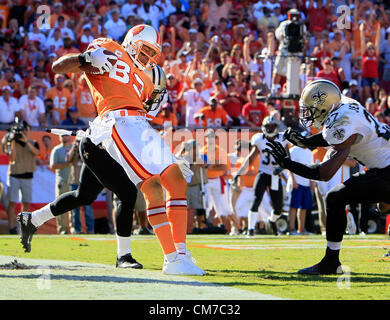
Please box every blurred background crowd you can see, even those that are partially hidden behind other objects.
[0,0,388,130]
[0,0,389,236]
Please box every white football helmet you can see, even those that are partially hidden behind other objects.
[122,24,162,71]
[262,115,279,138]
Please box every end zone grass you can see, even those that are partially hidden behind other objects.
[0,234,389,300]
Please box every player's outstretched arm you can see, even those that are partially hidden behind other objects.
[266,134,358,182]
[52,53,84,74]
[284,127,329,149]
[52,48,118,75]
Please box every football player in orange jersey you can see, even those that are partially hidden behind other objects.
[46,24,205,276]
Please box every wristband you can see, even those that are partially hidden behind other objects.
[78,53,90,66]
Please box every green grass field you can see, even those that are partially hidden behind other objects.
[0,234,389,300]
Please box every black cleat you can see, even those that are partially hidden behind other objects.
[116,253,143,269]
[268,219,278,235]
[17,212,37,253]
[298,259,342,275]
[246,229,254,238]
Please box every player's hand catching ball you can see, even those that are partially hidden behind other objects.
[78,47,118,74]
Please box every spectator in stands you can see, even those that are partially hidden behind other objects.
[315,57,342,90]
[136,0,162,30]
[121,0,138,20]
[380,33,390,94]
[156,102,178,128]
[75,75,97,124]
[194,97,232,128]
[179,77,208,127]
[56,35,80,58]
[366,97,378,115]
[66,138,94,234]
[220,81,243,126]
[79,25,94,52]
[307,0,329,33]
[0,86,19,125]
[61,107,86,127]
[50,134,73,234]
[360,23,380,103]
[27,22,47,49]
[36,135,53,170]
[45,74,73,125]
[46,28,64,54]
[104,8,127,41]
[18,85,46,127]
[1,120,40,234]
[349,79,361,103]
[241,89,268,128]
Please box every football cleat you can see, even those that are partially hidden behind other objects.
[298,259,342,275]
[268,218,278,235]
[246,229,254,238]
[163,254,205,276]
[116,253,143,269]
[17,212,37,253]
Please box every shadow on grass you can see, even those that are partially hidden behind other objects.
[205,269,390,285]
[0,273,226,287]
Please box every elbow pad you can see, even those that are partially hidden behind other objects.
[283,159,321,181]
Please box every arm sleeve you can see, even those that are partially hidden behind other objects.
[283,159,321,181]
[305,132,330,147]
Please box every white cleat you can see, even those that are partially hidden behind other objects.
[163,254,206,276]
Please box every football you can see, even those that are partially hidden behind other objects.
[80,49,118,74]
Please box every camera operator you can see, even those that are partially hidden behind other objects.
[44,98,58,126]
[1,120,40,234]
[271,9,307,96]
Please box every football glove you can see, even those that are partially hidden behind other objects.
[79,47,118,74]
[265,140,289,167]
[283,127,308,148]
[175,156,194,180]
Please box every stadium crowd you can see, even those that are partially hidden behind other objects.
[0,0,389,235]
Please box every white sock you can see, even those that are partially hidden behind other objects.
[248,211,258,230]
[31,204,54,227]
[327,241,341,251]
[175,242,186,255]
[164,251,178,263]
[116,235,131,258]
[269,211,280,222]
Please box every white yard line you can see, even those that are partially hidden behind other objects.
[0,255,285,300]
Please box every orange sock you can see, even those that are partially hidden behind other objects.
[161,164,188,254]
[140,175,176,255]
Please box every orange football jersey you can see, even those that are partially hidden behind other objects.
[84,38,155,116]
[196,105,231,127]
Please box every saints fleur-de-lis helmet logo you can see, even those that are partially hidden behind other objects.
[312,89,328,105]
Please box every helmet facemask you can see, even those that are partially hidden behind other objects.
[129,40,160,71]
[299,101,327,129]
[262,117,279,138]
